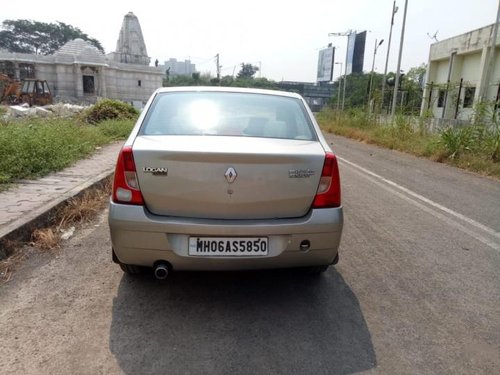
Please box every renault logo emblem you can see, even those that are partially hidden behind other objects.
[224,167,237,184]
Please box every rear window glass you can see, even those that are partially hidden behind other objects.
[140,91,316,140]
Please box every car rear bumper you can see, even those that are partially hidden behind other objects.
[108,201,343,271]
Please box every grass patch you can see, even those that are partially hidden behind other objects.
[0,116,135,187]
[317,109,500,179]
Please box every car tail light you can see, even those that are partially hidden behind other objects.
[112,146,144,205]
[312,152,341,208]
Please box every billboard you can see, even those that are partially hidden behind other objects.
[346,31,366,75]
[317,47,335,82]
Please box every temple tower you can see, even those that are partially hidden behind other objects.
[113,12,150,65]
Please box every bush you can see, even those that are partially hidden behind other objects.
[392,113,414,140]
[439,122,500,161]
[486,125,500,161]
[83,99,138,124]
[344,109,374,129]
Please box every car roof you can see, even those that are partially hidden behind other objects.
[155,86,303,99]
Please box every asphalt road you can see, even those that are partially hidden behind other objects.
[1,135,499,374]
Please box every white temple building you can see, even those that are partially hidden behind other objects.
[0,12,163,106]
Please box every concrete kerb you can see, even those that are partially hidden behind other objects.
[0,169,114,259]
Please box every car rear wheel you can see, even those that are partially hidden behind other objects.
[113,248,142,275]
[119,263,143,275]
[304,253,339,275]
[305,264,330,274]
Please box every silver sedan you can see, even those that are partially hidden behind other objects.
[108,87,343,279]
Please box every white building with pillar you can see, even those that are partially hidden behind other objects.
[0,12,163,106]
[421,23,500,120]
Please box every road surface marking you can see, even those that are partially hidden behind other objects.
[338,156,500,251]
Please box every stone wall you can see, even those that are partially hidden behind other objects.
[105,63,162,104]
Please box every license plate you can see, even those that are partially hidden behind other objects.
[188,237,268,257]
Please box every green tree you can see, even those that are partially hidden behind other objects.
[327,66,426,114]
[237,63,259,79]
[400,64,426,114]
[163,72,278,90]
[0,19,104,55]
[163,73,211,87]
[329,73,377,108]
[406,64,427,87]
[233,77,277,89]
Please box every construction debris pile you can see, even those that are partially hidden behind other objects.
[2,103,87,119]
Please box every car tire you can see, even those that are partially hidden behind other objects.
[306,264,330,274]
[119,263,142,275]
[304,253,339,275]
[332,252,339,265]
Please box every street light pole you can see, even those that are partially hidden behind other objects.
[368,39,384,111]
[328,30,354,110]
[342,43,349,110]
[391,0,408,116]
[381,0,398,112]
[335,62,343,111]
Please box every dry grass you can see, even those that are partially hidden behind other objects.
[0,250,27,283]
[0,177,112,283]
[0,239,25,282]
[31,228,60,250]
[57,178,111,228]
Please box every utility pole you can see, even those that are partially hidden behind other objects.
[442,50,457,119]
[381,0,398,112]
[368,39,384,111]
[329,30,354,110]
[215,54,221,82]
[335,62,343,111]
[391,0,408,116]
[342,58,348,110]
[480,0,500,102]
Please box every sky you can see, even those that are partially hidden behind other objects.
[2,0,498,82]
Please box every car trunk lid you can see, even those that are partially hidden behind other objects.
[132,135,326,219]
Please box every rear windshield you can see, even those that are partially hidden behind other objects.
[140,91,316,141]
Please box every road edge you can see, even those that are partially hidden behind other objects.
[0,169,114,257]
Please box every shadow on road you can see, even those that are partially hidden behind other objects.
[110,269,376,374]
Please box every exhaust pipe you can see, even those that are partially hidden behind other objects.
[154,263,170,280]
